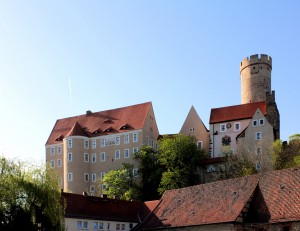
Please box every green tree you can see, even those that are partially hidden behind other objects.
[134,145,162,201]
[157,134,203,194]
[101,163,140,200]
[272,135,300,169]
[0,156,64,231]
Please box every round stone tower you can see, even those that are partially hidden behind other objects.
[240,54,272,104]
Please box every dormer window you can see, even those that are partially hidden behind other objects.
[119,124,131,130]
[92,129,102,134]
[102,119,113,123]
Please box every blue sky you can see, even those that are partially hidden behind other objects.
[1,1,299,162]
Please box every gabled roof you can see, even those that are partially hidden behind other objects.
[138,167,300,230]
[180,105,209,133]
[46,102,153,145]
[63,193,143,223]
[209,101,267,124]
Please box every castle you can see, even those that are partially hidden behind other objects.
[46,54,280,194]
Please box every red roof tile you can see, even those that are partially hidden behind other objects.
[46,102,153,145]
[209,101,267,124]
[139,167,300,229]
[63,193,143,222]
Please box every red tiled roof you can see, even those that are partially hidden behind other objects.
[46,102,153,145]
[139,167,300,229]
[209,101,267,124]
[63,193,143,222]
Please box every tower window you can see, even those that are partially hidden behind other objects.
[256,132,262,140]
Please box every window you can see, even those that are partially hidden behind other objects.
[83,221,88,229]
[256,162,261,170]
[59,177,62,186]
[115,150,120,160]
[84,153,89,162]
[197,141,202,150]
[116,224,120,230]
[252,120,258,127]
[124,134,129,144]
[92,173,96,182]
[220,124,226,132]
[92,139,96,149]
[101,172,105,180]
[77,221,82,229]
[107,223,110,230]
[152,140,155,148]
[133,133,138,142]
[57,159,62,167]
[121,224,125,230]
[101,184,106,190]
[93,222,98,230]
[256,147,261,155]
[84,173,89,182]
[129,224,133,229]
[51,147,55,155]
[68,139,72,148]
[100,152,106,161]
[57,146,62,154]
[133,168,138,177]
[115,136,120,145]
[84,140,89,149]
[189,128,195,131]
[68,172,73,181]
[101,138,106,147]
[133,147,139,154]
[256,132,262,140]
[259,118,265,126]
[51,160,55,168]
[234,122,240,131]
[99,222,104,230]
[222,135,231,146]
[90,185,95,192]
[124,149,129,158]
[146,136,150,145]
[68,153,72,162]
[91,153,96,163]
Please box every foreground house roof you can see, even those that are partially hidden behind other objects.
[47,102,154,145]
[138,167,300,230]
[209,101,267,124]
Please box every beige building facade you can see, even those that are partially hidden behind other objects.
[46,102,159,194]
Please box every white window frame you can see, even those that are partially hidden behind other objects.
[100,152,106,161]
[84,153,89,162]
[101,138,106,147]
[234,122,241,131]
[133,147,139,154]
[93,222,98,230]
[90,185,95,192]
[256,132,262,140]
[107,223,110,230]
[100,172,105,180]
[133,168,138,177]
[83,221,88,229]
[50,147,55,155]
[121,224,125,231]
[77,221,82,229]
[115,136,120,145]
[256,161,261,170]
[68,139,72,148]
[57,146,62,154]
[252,120,258,127]
[116,224,120,231]
[124,134,129,144]
[133,133,138,142]
[115,150,120,160]
[197,141,203,150]
[92,139,96,149]
[146,136,150,145]
[220,124,226,132]
[84,173,89,182]
[91,153,96,163]
[68,172,73,181]
[57,159,62,167]
[92,173,96,182]
[124,149,130,158]
[68,152,72,162]
[101,184,106,190]
[84,140,89,149]
[99,222,104,230]
[51,160,55,168]
[259,118,265,126]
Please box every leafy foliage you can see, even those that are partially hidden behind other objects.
[101,163,140,200]
[134,146,162,201]
[157,134,203,194]
[0,156,64,231]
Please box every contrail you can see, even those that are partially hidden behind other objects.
[69,77,73,111]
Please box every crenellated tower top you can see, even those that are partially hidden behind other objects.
[240,54,272,104]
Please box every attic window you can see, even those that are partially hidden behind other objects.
[119,124,131,130]
[104,127,114,133]
[102,119,112,123]
[55,135,64,141]
[92,129,102,134]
